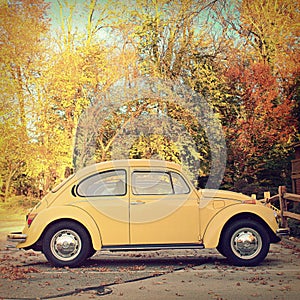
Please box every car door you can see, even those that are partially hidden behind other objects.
[129,168,200,245]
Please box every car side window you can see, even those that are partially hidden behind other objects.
[132,171,190,195]
[77,169,126,197]
[132,171,173,195]
[171,172,190,194]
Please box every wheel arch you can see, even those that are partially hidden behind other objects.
[202,207,279,249]
[217,213,279,248]
[32,218,97,252]
[21,206,103,251]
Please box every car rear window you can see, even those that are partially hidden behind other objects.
[77,169,126,197]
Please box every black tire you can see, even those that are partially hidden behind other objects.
[87,248,97,259]
[216,244,227,257]
[219,219,270,266]
[42,221,92,267]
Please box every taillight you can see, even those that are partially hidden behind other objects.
[26,213,37,226]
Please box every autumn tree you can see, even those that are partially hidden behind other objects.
[129,0,226,79]
[223,62,296,193]
[0,0,50,200]
[84,0,226,181]
[0,0,50,131]
[31,0,135,189]
[218,0,300,101]
[73,74,226,187]
[1,0,298,201]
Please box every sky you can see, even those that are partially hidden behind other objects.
[45,0,112,44]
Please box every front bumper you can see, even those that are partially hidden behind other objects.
[7,232,27,243]
[276,227,290,237]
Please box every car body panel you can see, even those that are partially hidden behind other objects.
[200,203,278,248]
[10,159,280,257]
[128,165,200,244]
[129,193,200,244]
[73,197,129,245]
[17,205,102,250]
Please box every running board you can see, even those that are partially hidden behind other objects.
[102,243,205,252]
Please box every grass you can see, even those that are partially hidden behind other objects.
[0,206,26,238]
[0,196,39,239]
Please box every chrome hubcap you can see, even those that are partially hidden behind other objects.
[231,227,262,259]
[50,229,82,261]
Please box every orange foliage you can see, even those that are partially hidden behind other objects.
[224,62,296,179]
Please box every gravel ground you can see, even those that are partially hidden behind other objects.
[1,233,300,300]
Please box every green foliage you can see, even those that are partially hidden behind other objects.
[129,134,181,162]
[0,195,39,214]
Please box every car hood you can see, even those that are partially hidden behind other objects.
[198,189,253,202]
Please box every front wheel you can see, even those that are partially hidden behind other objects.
[42,221,92,267]
[219,220,270,266]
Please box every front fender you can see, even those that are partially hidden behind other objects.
[17,205,102,250]
[202,204,279,248]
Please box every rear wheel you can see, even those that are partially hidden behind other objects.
[219,219,270,266]
[42,221,91,267]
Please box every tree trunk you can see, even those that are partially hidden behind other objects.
[3,168,15,203]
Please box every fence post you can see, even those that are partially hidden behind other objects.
[279,186,288,228]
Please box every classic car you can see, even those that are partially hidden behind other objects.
[8,159,286,267]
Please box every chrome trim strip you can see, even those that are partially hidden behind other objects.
[102,243,205,252]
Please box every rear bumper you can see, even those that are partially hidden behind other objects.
[7,232,27,243]
[276,227,290,237]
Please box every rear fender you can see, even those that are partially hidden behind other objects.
[18,206,102,250]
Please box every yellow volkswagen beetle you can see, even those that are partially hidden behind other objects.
[8,159,285,267]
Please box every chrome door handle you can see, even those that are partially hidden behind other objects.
[130,201,145,205]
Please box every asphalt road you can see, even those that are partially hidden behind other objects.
[0,236,300,300]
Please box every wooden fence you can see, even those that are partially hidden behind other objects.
[266,186,300,228]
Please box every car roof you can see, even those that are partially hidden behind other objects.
[76,159,183,177]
